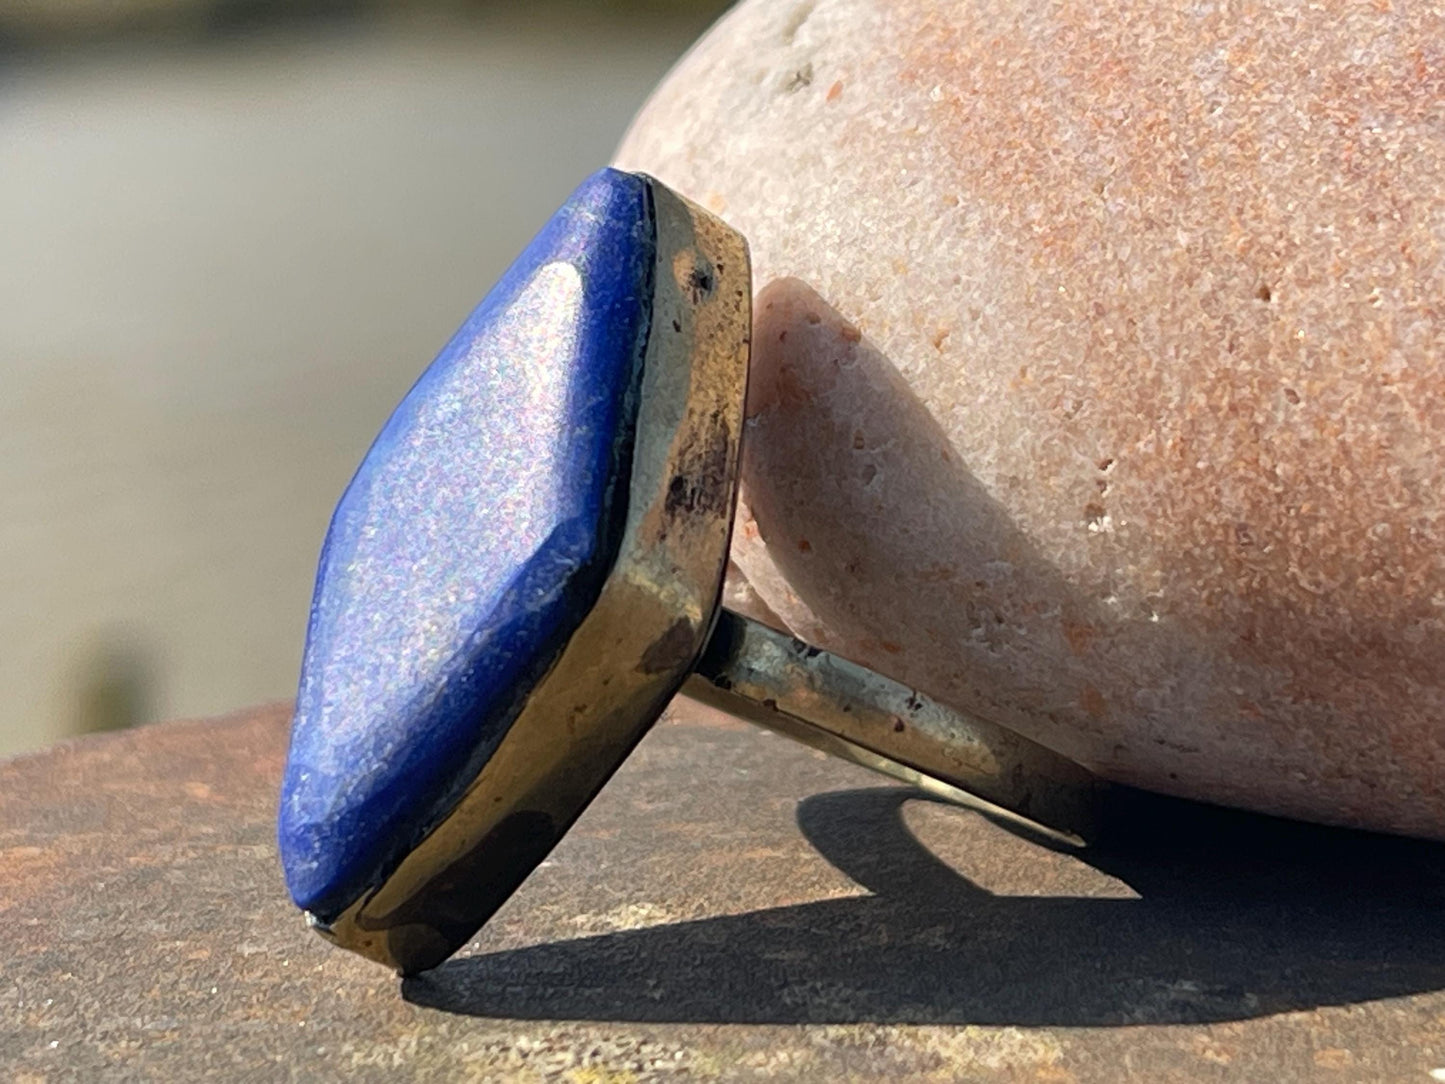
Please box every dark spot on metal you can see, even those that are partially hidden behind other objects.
[662,410,733,522]
[639,617,697,675]
[688,263,715,304]
[666,474,690,516]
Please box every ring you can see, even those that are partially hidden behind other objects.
[277,169,1107,975]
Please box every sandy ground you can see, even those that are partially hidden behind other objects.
[0,9,717,754]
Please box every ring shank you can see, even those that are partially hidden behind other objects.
[683,609,1107,845]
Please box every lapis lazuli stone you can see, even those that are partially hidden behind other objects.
[278,169,656,919]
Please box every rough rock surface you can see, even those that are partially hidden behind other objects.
[7,707,1445,1080]
[616,0,1445,837]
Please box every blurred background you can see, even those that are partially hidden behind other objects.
[0,0,731,755]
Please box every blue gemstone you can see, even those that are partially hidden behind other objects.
[278,169,655,919]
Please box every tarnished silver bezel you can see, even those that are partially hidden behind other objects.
[312,179,751,974]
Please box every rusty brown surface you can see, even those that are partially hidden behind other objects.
[2,702,1444,1081]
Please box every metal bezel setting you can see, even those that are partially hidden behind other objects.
[311,180,751,974]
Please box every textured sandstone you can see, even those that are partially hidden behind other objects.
[617,0,1445,836]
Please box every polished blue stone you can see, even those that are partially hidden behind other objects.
[278,169,655,919]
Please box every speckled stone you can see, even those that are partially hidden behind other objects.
[616,0,1445,837]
